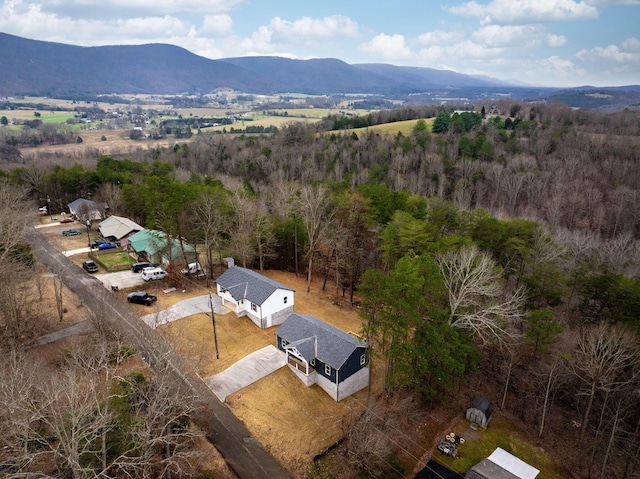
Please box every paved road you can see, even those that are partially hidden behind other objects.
[27,227,291,479]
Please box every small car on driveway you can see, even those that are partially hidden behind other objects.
[97,242,117,250]
[131,261,152,273]
[127,291,157,306]
[59,217,74,223]
[89,238,108,248]
[62,229,82,236]
[82,260,99,273]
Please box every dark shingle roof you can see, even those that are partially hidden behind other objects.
[276,313,367,370]
[216,266,294,306]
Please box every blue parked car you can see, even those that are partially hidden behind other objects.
[97,242,117,250]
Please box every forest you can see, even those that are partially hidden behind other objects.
[1,99,640,478]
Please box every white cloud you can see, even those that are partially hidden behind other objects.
[361,33,414,61]
[445,0,599,24]
[621,37,640,51]
[418,29,464,45]
[546,33,568,47]
[115,16,191,38]
[233,25,276,55]
[269,15,359,39]
[201,14,233,36]
[473,24,543,47]
[577,43,639,63]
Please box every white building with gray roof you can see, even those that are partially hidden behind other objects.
[216,266,295,329]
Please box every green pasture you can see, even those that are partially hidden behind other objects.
[0,109,75,124]
[330,118,434,137]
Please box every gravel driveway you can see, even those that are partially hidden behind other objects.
[94,270,146,290]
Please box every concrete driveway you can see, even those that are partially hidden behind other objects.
[204,345,287,401]
[141,293,227,329]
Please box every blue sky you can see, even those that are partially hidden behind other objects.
[1,0,639,87]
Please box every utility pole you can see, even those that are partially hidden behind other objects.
[209,292,219,359]
[85,219,91,245]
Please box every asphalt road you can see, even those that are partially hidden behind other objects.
[27,227,291,479]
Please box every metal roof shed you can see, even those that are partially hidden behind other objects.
[466,448,539,479]
[466,396,495,429]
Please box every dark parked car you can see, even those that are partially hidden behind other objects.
[97,242,117,250]
[82,260,99,273]
[89,238,108,248]
[127,291,157,306]
[59,217,74,223]
[62,229,82,236]
[131,262,152,273]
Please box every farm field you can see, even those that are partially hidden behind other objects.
[342,117,434,137]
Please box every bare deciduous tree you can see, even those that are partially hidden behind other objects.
[298,184,335,292]
[436,245,526,344]
[572,323,639,446]
[228,189,258,268]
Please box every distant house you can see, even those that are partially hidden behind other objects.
[466,447,539,479]
[98,215,143,245]
[275,313,369,402]
[216,265,294,329]
[127,229,198,266]
[466,396,495,429]
[68,198,106,221]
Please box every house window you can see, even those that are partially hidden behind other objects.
[310,358,315,366]
[251,303,257,312]
[360,354,366,366]
[284,296,288,304]
[324,364,331,375]
[281,339,288,347]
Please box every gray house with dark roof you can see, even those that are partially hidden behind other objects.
[216,266,295,329]
[275,313,369,401]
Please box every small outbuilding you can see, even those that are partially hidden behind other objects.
[466,447,539,479]
[466,396,494,429]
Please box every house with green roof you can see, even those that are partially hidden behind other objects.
[127,229,198,266]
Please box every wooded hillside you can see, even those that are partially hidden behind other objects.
[3,100,640,478]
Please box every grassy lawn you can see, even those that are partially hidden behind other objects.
[438,415,569,479]
[92,250,133,270]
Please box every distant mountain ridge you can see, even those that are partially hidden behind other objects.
[0,32,513,97]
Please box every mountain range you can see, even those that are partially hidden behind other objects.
[0,32,514,97]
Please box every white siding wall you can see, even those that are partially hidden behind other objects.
[261,288,294,317]
[315,367,369,402]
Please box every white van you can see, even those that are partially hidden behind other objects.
[180,262,206,278]
[141,267,167,281]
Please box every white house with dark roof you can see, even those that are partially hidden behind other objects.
[216,266,295,329]
[275,313,369,402]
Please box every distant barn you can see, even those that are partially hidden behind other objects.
[466,397,494,429]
